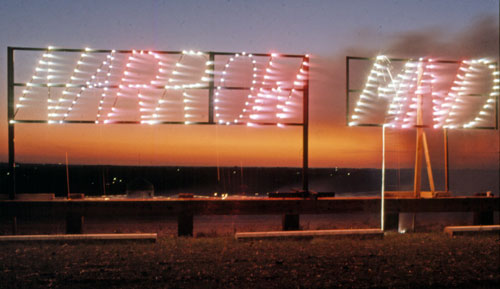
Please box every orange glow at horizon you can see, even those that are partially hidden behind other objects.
[3,120,497,170]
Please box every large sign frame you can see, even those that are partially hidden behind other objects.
[346,56,499,130]
[7,47,310,198]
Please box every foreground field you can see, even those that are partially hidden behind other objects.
[0,233,499,288]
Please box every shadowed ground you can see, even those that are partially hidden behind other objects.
[0,233,498,288]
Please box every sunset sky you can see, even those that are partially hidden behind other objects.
[0,0,498,169]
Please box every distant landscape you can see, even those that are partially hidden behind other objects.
[1,164,497,197]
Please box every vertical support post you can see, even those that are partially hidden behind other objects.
[282,214,300,231]
[101,167,106,195]
[422,132,435,194]
[66,213,84,234]
[413,65,424,198]
[12,216,17,235]
[384,213,399,231]
[383,126,398,233]
[208,52,215,124]
[473,211,494,225]
[346,56,350,126]
[443,128,449,192]
[65,152,71,199]
[302,55,309,193]
[7,47,16,200]
[381,125,386,231]
[178,214,193,237]
[413,99,423,197]
[495,65,499,130]
[274,54,298,230]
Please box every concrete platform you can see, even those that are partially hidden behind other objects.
[1,196,498,237]
[444,225,500,237]
[0,233,157,242]
[384,191,452,198]
[2,196,498,217]
[15,193,55,200]
[235,228,383,240]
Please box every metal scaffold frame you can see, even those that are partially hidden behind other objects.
[346,56,499,195]
[7,47,310,199]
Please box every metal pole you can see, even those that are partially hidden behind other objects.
[444,128,449,192]
[381,125,386,231]
[208,52,215,124]
[346,57,350,126]
[65,152,71,199]
[102,167,106,195]
[302,56,309,192]
[7,47,15,199]
[495,65,499,130]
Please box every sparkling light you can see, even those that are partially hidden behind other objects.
[15,48,307,127]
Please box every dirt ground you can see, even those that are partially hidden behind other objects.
[0,233,499,288]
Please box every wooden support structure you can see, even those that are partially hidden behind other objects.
[345,56,496,201]
[422,133,435,193]
[413,65,435,197]
[413,123,424,197]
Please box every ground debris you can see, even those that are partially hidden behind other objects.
[0,233,498,288]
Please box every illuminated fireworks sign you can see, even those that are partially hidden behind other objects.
[10,47,309,127]
[6,46,311,197]
[346,56,499,129]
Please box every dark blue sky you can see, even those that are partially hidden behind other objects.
[1,0,497,54]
